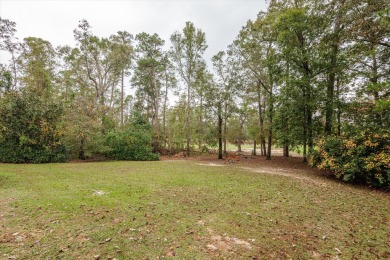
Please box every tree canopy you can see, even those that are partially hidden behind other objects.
[0,0,388,186]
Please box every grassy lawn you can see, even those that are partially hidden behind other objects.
[0,160,389,259]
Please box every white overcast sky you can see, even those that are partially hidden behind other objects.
[0,0,267,63]
[0,0,267,100]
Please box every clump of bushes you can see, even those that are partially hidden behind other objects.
[0,91,69,163]
[106,115,159,161]
[310,130,389,187]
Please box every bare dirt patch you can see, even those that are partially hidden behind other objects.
[205,228,252,253]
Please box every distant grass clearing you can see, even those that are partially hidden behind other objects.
[0,159,389,259]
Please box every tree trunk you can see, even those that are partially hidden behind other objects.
[199,93,203,149]
[150,67,160,153]
[11,51,18,90]
[325,45,337,136]
[120,69,124,127]
[283,144,289,157]
[223,101,227,155]
[266,91,273,160]
[371,46,381,124]
[163,77,168,147]
[262,96,267,157]
[253,140,257,155]
[325,3,341,136]
[303,64,313,157]
[257,84,266,157]
[238,118,245,153]
[186,84,190,156]
[303,130,307,163]
[218,103,223,159]
[336,77,341,136]
[303,87,308,163]
[283,62,290,157]
[282,111,289,157]
[79,136,86,160]
[307,99,313,152]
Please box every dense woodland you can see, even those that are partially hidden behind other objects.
[0,0,389,187]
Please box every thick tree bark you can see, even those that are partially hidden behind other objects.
[253,140,257,156]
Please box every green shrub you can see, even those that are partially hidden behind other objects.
[106,116,159,161]
[310,130,390,187]
[0,91,69,163]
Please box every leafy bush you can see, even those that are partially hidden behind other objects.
[0,91,69,163]
[310,130,390,187]
[106,115,159,161]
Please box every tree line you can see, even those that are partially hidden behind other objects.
[0,0,389,186]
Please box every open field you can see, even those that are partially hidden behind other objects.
[1,156,389,259]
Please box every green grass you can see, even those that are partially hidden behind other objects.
[0,161,389,259]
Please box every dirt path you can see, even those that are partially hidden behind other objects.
[192,160,328,187]
[238,166,328,186]
[163,148,330,187]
